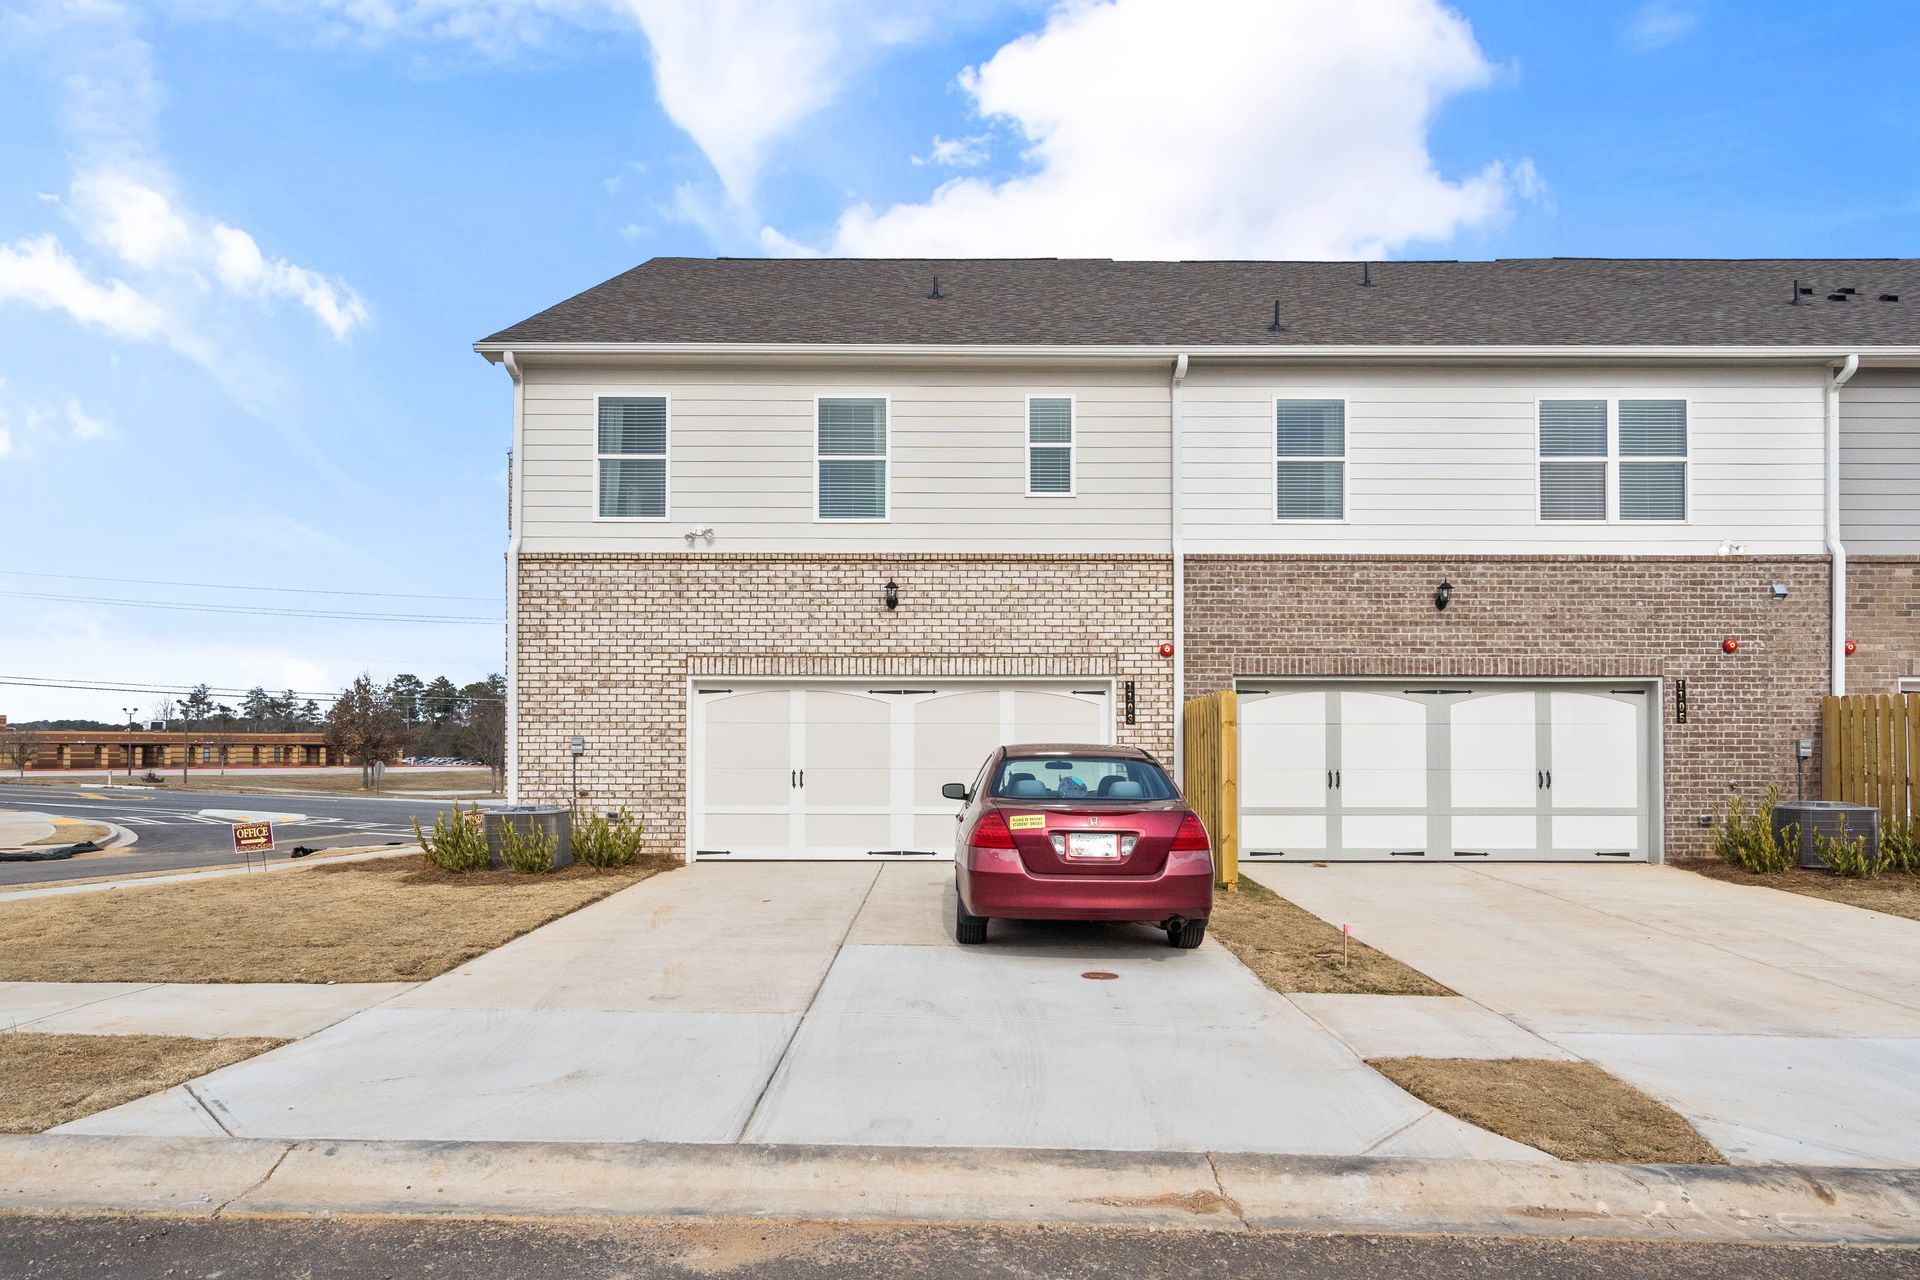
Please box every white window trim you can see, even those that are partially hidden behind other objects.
[1271,395,1349,524]
[1024,392,1076,498]
[1533,394,1692,526]
[814,393,892,524]
[593,391,672,523]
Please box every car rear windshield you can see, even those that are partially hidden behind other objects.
[989,756,1177,802]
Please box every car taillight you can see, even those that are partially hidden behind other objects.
[1171,813,1210,852]
[969,811,1016,848]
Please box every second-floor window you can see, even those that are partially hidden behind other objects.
[1275,399,1345,521]
[597,396,668,519]
[1027,396,1074,495]
[1539,398,1688,521]
[818,397,889,520]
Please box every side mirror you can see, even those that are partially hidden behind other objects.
[941,783,969,801]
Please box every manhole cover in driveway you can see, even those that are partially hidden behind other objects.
[1081,971,1119,981]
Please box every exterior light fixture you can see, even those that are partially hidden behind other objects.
[1770,583,1789,600]
[1722,637,1740,654]
[1434,581,1453,611]
[884,579,899,611]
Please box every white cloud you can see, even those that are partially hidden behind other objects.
[780,0,1527,261]
[65,398,110,442]
[913,133,992,168]
[1625,1,1698,51]
[161,0,618,59]
[210,223,369,341]
[0,380,114,462]
[620,0,965,204]
[0,234,169,340]
[67,168,195,270]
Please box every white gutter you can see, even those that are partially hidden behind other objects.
[1170,352,1189,778]
[477,341,1920,363]
[502,350,525,803]
[1826,352,1860,697]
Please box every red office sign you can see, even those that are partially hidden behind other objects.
[232,822,274,853]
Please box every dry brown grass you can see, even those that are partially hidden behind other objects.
[21,820,114,847]
[1369,1057,1725,1164]
[0,845,409,891]
[0,856,673,984]
[94,768,503,797]
[0,1033,285,1133]
[1209,875,1452,996]
[1686,860,1920,924]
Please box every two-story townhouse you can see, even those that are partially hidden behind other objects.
[477,257,1920,865]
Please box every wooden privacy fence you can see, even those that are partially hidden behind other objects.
[1823,693,1919,826]
[1182,690,1239,889]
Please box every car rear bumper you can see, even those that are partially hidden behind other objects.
[958,848,1214,922]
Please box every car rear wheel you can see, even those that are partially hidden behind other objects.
[954,896,989,945]
[1168,918,1206,949]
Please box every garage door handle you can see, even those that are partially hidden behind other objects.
[791,770,797,788]
[1545,770,1551,789]
[1327,770,1340,789]
[799,770,805,788]
[1537,771,1543,788]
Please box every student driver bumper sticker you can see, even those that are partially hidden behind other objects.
[1008,814,1046,831]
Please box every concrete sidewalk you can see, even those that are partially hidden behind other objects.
[56,862,1534,1160]
[3,1134,1918,1245]
[1,981,415,1039]
[1246,862,1920,1168]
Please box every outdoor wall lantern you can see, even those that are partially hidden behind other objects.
[884,579,899,611]
[1433,581,1453,612]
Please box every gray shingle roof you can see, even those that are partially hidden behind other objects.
[479,257,1920,349]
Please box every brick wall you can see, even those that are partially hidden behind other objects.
[1184,555,1833,860]
[515,553,1174,857]
[1846,557,1920,695]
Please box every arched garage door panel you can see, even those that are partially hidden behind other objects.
[692,681,1111,860]
[1238,681,1653,863]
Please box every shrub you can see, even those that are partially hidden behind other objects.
[1711,788,1794,874]
[571,805,646,868]
[1882,818,1919,876]
[500,817,557,874]
[413,802,488,873]
[1814,822,1882,878]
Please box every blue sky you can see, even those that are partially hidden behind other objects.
[1,0,1916,722]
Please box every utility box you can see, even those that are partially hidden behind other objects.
[1773,800,1879,870]
[481,805,574,870]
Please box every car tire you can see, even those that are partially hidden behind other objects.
[954,896,989,945]
[1169,918,1206,949]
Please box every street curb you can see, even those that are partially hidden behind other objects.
[2,1135,1917,1243]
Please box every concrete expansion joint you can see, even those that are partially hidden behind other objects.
[1202,1151,1249,1228]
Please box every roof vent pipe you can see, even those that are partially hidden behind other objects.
[1361,262,1373,287]
[927,275,944,300]
[1267,301,1286,332]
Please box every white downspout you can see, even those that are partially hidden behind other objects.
[1826,352,1859,698]
[502,349,525,803]
[1170,352,1190,776]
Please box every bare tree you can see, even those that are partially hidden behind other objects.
[149,697,177,731]
[1,724,41,778]
[326,674,407,788]
[456,674,507,790]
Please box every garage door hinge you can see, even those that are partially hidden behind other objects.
[867,688,937,695]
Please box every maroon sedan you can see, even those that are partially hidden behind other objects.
[943,744,1214,948]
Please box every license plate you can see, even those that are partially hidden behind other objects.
[1066,832,1120,860]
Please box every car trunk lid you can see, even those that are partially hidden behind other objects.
[997,800,1188,876]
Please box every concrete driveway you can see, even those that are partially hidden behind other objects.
[1246,862,1920,1168]
[59,862,1535,1160]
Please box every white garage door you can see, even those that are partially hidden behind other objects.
[689,680,1112,860]
[1238,681,1655,862]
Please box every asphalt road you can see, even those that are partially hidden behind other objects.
[0,1217,1909,1279]
[0,783,470,886]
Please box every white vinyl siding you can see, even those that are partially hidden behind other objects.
[1839,371,1920,554]
[1274,399,1345,521]
[1181,364,1824,555]
[597,396,668,519]
[816,397,889,521]
[1027,396,1074,495]
[517,361,1171,553]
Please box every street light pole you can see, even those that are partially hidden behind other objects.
[123,708,136,783]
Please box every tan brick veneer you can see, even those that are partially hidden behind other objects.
[1846,557,1920,695]
[1183,555,1833,861]
[515,553,1175,857]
